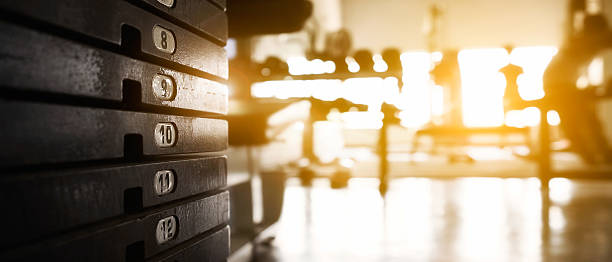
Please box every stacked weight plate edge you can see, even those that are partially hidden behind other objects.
[0,100,228,167]
[0,0,228,79]
[0,156,227,248]
[0,20,227,115]
[0,1,230,260]
[150,226,230,262]
[0,191,230,261]
[0,14,229,169]
[129,0,227,43]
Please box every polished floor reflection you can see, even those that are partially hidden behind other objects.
[254,177,612,262]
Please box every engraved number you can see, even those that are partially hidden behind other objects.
[154,123,177,147]
[156,216,178,244]
[156,0,174,8]
[153,26,176,54]
[152,74,176,101]
[160,31,167,49]
[154,170,175,196]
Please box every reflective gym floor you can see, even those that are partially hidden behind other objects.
[254,176,612,262]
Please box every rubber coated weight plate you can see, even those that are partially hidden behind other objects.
[0,0,228,78]
[0,21,227,114]
[0,192,230,261]
[134,0,227,42]
[0,156,227,247]
[150,226,229,262]
[0,101,228,167]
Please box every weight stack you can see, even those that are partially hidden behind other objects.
[0,0,230,261]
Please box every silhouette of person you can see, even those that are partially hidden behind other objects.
[431,50,463,127]
[543,14,612,164]
[353,49,374,73]
[499,45,524,114]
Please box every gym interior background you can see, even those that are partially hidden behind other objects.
[1,0,612,261]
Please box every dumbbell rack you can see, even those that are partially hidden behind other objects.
[0,1,229,261]
[254,70,402,192]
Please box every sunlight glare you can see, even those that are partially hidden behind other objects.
[547,110,561,126]
[346,56,360,73]
[253,47,557,129]
[397,52,433,127]
[373,54,389,73]
[458,48,508,127]
[288,57,336,75]
[549,206,567,232]
[587,57,604,86]
[549,178,573,205]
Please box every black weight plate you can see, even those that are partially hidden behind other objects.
[0,101,228,167]
[0,191,230,261]
[209,0,226,10]
[150,226,229,262]
[0,0,228,79]
[0,156,227,247]
[0,21,227,114]
[133,0,227,41]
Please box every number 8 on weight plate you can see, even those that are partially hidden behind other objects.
[153,25,176,54]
